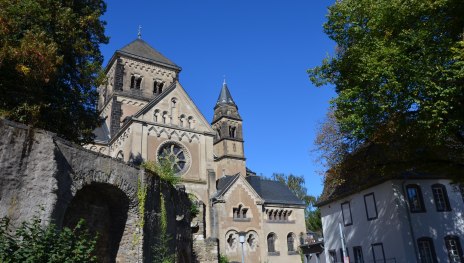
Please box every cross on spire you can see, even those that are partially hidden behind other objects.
[138,25,142,39]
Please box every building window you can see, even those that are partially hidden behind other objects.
[188,116,194,129]
[179,114,185,127]
[227,233,236,249]
[353,246,364,263]
[341,201,353,226]
[417,237,437,263]
[445,236,463,263]
[130,76,135,89]
[406,184,425,212]
[153,80,164,95]
[431,184,451,211]
[247,233,257,248]
[157,141,189,175]
[372,243,386,263]
[287,233,295,252]
[162,111,168,124]
[266,209,292,223]
[364,193,378,220]
[328,250,337,263]
[267,233,277,253]
[233,205,249,221]
[229,126,236,138]
[130,75,142,89]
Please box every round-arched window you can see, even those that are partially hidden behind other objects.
[157,141,190,175]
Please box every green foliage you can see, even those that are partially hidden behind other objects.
[309,0,464,149]
[137,178,147,229]
[152,195,175,263]
[0,217,97,262]
[142,161,181,186]
[0,0,109,143]
[188,194,200,218]
[219,254,230,263]
[272,173,322,233]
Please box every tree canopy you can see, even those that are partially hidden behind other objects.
[0,0,108,143]
[309,0,464,151]
[272,173,322,233]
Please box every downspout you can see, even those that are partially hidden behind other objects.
[401,180,420,262]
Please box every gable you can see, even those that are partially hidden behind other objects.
[215,175,263,204]
[134,81,215,134]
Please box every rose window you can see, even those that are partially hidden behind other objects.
[157,142,189,174]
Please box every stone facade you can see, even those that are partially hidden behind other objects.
[86,38,307,263]
[0,119,193,263]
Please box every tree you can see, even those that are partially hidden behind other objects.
[309,0,464,151]
[272,173,322,233]
[0,0,109,143]
[0,217,97,262]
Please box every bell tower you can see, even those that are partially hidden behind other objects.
[212,80,246,177]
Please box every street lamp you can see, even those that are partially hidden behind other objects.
[238,231,246,263]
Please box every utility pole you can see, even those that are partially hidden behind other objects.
[339,223,349,263]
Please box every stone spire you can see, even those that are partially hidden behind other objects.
[215,79,236,108]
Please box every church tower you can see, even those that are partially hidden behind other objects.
[212,80,246,177]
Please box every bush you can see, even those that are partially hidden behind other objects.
[0,217,97,262]
[141,160,181,186]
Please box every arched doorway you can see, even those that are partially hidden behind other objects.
[63,183,129,263]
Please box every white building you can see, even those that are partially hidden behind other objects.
[318,175,464,263]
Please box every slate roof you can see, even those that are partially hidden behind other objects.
[213,174,305,206]
[246,176,306,205]
[213,174,240,198]
[215,81,236,107]
[118,39,180,70]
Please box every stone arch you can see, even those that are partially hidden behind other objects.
[225,229,239,252]
[246,230,259,251]
[62,182,130,263]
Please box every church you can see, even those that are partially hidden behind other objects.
[86,37,307,263]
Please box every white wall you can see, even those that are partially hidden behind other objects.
[320,179,464,263]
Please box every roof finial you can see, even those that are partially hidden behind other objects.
[137,25,142,39]
[223,75,226,86]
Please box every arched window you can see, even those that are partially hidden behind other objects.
[188,116,194,129]
[171,98,177,108]
[158,82,164,93]
[287,233,295,252]
[229,126,236,138]
[179,114,186,127]
[154,109,160,122]
[247,233,256,248]
[431,184,451,211]
[417,237,437,263]
[267,233,276,253]
[227,233,237,249]
[162,111,168,124]
[406,184,425,212]
[131,75,142,89]
[153,80,158,94]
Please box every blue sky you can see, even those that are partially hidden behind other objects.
[100,0,336,197]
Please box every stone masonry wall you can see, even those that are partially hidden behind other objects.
[0,119,193,263]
